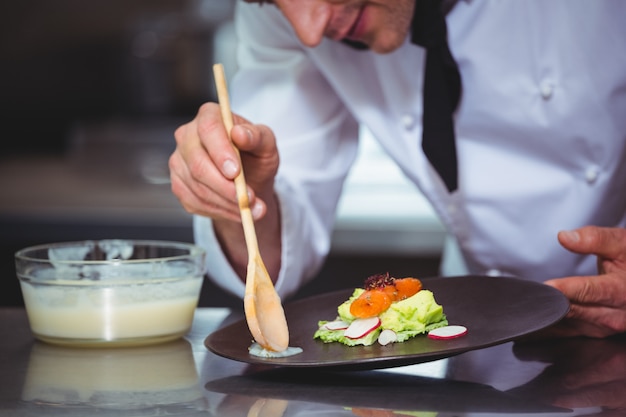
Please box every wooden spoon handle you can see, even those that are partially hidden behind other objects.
[213,63,259,258]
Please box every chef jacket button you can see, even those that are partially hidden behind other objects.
[585,166,599,184]
[486,269,501,276]
[401,114,416,130]
[539,79,555,100]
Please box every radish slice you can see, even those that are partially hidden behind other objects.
[428,325,468,340]
[378,329,397,345]
[344,317,381,339]
[323,320,350,331]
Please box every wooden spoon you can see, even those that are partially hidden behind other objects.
[213,63,289,352]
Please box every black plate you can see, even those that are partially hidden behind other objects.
[205,275,569,370]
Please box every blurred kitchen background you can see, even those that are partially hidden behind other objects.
[0,0,445,308]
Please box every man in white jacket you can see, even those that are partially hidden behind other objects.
[169,0,626,338]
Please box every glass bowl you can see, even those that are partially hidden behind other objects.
[15,240,206,347]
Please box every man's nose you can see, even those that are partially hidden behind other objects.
[283,3,332,47]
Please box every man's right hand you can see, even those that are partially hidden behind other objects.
[169,102,282,281]
[169,102,280,223]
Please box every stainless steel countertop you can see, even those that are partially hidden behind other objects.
[1,307,624,416]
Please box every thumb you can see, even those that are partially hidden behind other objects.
[558,226,626,261]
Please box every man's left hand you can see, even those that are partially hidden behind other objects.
[544,226,626,338]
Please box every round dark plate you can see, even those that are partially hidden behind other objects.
[205,275,569,370]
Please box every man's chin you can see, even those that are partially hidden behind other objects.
[341,38,370,50]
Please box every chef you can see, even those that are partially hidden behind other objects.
[169,0,626,338]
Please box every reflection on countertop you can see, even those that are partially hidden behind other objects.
[22,340,206,414]
[3,308,626,416]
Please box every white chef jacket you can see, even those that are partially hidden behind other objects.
[195,0,626,299]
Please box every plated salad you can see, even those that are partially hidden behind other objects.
[314,273,450,346]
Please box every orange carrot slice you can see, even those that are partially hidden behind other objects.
[382,284,398,301]
[349,290,392,318]
[393,277,422,300]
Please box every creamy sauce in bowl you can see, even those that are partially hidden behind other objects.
[21,277,202,347]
